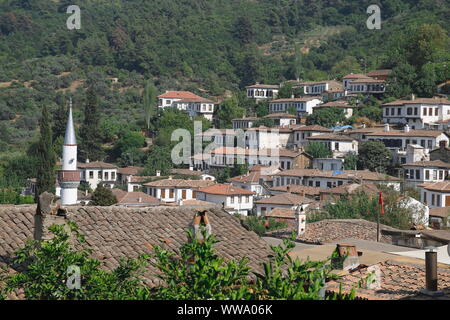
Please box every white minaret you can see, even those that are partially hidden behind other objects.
[58,99,80,205]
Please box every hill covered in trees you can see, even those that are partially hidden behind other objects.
[0,0,449,189]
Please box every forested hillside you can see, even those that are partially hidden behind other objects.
[0,0,449,189]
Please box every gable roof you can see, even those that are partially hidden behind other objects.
[366,69,392,78]
[419,181,450,192]
[275,169,401,182]
[265,208,296,219]
[292,125,332,132]
[197,184,255,196]
[143,179,215,189]
[78,161,118,169]
[307,133,355,141]
[382,98,450,106]
[264,113,297,119]
[365,130,446,138]
[326,260,450,300]
[269,185,324,197]
[255,193,312,205]
[157,91,202,100]
[245,84,279,89]
[342,73,371,79]
[402,160,450,169]
[117,166,144,176]
[0,205,271,288]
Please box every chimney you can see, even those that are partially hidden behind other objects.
[411,94,416,101]
[295,205,306,236]
[156,170,161,177]
[362,123,366,129]
[332,243,360,271]
[404,124,410,133]
[193,210,212,242]
[34,192,69,242]
[138,197,142,203]
[384,123,390,132]
[287,186,291,193]
[86,159,90,164]
[168,176,173,180]
[291,94,295,99]
[421,247,444,296]
[189,165,194,171]
[440,140,447,150]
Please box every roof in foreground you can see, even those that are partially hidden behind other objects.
[326,260,450,300]
[418,181,450,192]
[0,204,271,288]
[197,184,255,196]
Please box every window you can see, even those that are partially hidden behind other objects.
[315,181,321,187]
[423,108,427,116]
[437,195,441,206]
[89,171,94,179]
[192,190,197,198]
[169,189,174,198]
[439,171,444,180]
[407,108,413,115]
[308,181,313,187]
[423,192,427,204]
[161,189,166,198]
[182,190,187,200]
[246,196,249,203]
[425,170,430,180]
[335,142,339,151]
[98,171,102,179]
[435,108,439,116]
[398,108,401,115]
[230,197,234,204]
[432,194,435,206]
[416,170,420,180]
[414,108,418,115]
[111,172,116,180]
[104,172,109,180]
[327,182,332,188]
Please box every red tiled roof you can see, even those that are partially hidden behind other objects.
[366,69,392,77]
[78,161,118,169]
[256,193,312,205]
[270,97,321,103]
[402,160,450,168]
[264,208,296,219]
[198,184,255,196]
[292,125,332,132]
[275,169,401,182]
[419,182,450,192]
[307,133,355,141]
[264,113,296,118]
[117,166,144,175]
[269,185,324,196]
[112,189,160,205]
[143,179,215,188]
[365,130,446,138]
[342,73,371,79]
[157,91,202,99]
[382,98,450,106]
[245,84,279,89]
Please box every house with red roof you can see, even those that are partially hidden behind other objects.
[157,91,216,120]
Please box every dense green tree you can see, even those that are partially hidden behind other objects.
[278,82,294,99]
[305,142,332,159]
[306,108,345,128]
[143,145,173,176]
[143,80,157,130]
[90,185,118,206]
[386,63,417,98]
[52,94,68,141]
[35,105,56,200]
[358,141,392,173]
[215,97,245,129]
[343,153,358,170]
[79,87,104,162]
[331,56,361,79]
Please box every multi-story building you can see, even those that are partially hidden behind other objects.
[143,178,216,203]
[232,117,259,130]
[273,169,401,190]
[196,184,255,216]
[342,73,372,90]
[382,97,450,129]
[419,182,450,208]
[157,91,201,109]
[313,100,357,118]
[263,113,297,126]
[402,160,450,187]
[294,80,343,96]
[268,97,322,116]
[348,78,386,94]
[173,97,216,121]
[78,161,118,190]
[307,133,358,158]
[245,83,279,100]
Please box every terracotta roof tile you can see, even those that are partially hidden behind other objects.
[255,193,312,205]
[197,184,255,196]
[143,179,215,188]
[157,91,202,99]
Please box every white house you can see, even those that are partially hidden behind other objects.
[382,97,450,129]
[157,91,203,109]
[307,133,358,158]
[294,80,343,96]
[227,165,280,197]
[143,178,216,203]
[196,184,255,216]
[419,182,450,209]
[255,192,313,216]
[292,125,333,147]
[78,161,118,190]
[273,169,401,190]
[402,160,450,187]
[364,124,450,165]
[349,78,386,94]
[314,100,357,118]
[173,97,216,121]
[312,158,344,171]
[342,73,372,90]
[245,83,279,100]
[268,97,322,117]
[232,117,259,130]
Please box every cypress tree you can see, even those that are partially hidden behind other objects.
[79,87,104,162]
[35,105,56,200]
[52,93,68,141]
[143,80,157,130]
